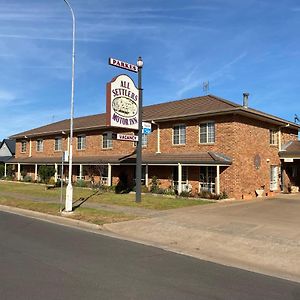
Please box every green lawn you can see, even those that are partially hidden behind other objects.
[0,180,211,210]
[0,195,136,225]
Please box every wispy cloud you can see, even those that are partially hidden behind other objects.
[176,52,248,97]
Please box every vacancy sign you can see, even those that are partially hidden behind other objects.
[106,74,139,130]
[109,58,138,73]
[117,134,138,142]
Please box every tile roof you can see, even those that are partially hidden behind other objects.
[7,151,232,165]
[10,94,300,139]
[279,141,300,158]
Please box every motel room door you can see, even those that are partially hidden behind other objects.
[270,165,279,191]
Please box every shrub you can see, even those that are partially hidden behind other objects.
[21,170,27,178]
[150,176,160,193]
[115,172,132,194]
[163,187,176,196]
[180,190,192,198]
[75,179,88,188]
[23,175,32,182]
[198,190,228,200]
[48,177,56,185]
[38,165,55,183]
[0,164,4,178]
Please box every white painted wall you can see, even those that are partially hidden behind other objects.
[0,143,12,157]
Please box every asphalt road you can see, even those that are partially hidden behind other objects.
[0,211,299,300]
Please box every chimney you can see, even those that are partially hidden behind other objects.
[243,92,249,108]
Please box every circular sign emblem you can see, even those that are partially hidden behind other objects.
[112,97,137,118]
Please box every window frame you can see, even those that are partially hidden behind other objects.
[54,137,62,151]
[21,140,27,153]
[269,129,278,145]
[199,166,216,193]
[36,139,44,152]
[173,124,186,145]
[199,121,215,144]
[77,135,86,150]
[102,132,113,149]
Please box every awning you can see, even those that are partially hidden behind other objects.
[7,151,232,166]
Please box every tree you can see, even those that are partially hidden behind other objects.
[38,165,55,183]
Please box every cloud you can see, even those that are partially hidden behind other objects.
[0,90,17,105]
[176,52,248,97]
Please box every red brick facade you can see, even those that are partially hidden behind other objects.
[12,111,299,199]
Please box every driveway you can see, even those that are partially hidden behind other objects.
[104,194,300,282]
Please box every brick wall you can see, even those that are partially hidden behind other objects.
[14,113,299,199]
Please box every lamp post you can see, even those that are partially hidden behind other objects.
[135,56,143,203]
[63,0,75,212]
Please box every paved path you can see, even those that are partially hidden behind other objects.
[1,211,299,300]
[105,194,300,283]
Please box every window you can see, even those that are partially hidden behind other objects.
[270,129,278,145]
[173,124,186,145]
[200,122,215,144]
[102,132,112,149]
[21,141,27,153]
[36,139,43,152]
[199,166,216,193]
[54,137,62,151]
[77,135,86,150]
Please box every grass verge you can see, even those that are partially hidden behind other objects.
[0,181,212,210]
[0,195,136,225]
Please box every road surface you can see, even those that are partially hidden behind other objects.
[0,211,299,300]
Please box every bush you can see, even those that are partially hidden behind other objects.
[180,190,193,198]
[150,176,160,193]
[99,185,116,193]
[75,179,89,188]
[198,190,228,200]
[23,175,32,182]
[38,165,55,183]
[115,172,132,194]
[21,170,27,178]
[163,187,176,196]
[0,164,4,178]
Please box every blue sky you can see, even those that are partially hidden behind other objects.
[0,0,300,139]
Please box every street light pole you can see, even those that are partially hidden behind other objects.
[63,0,75,212]
[135,56,143,203]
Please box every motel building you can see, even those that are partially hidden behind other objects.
[5,94,300,199]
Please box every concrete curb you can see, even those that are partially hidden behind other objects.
[0,204,104,232]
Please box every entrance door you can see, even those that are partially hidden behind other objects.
[270,166,278,191]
